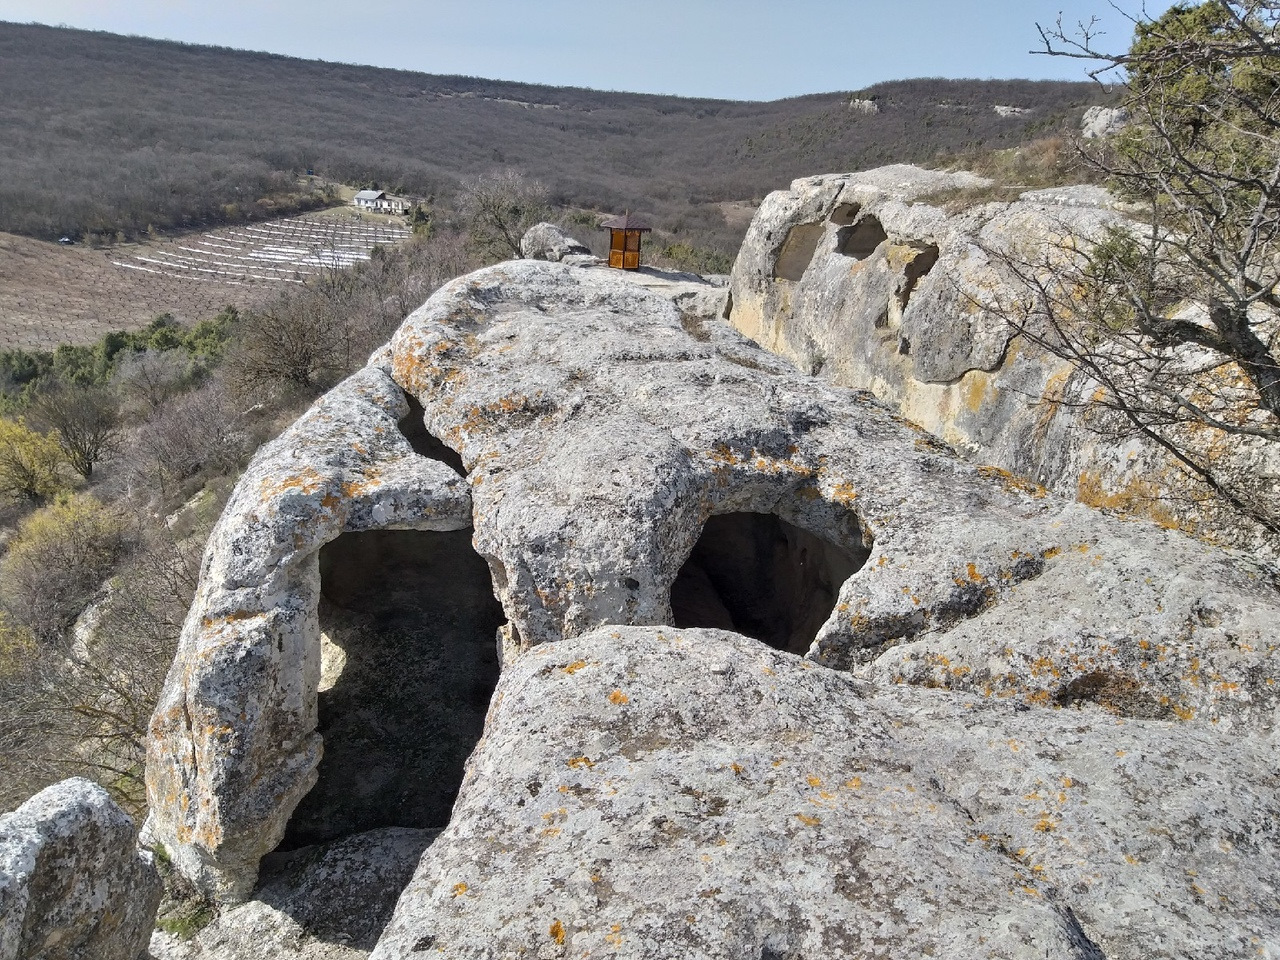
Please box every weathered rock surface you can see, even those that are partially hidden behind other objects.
[152,828,433,960]
[520,222,594,263]
[147,258,1279,956]
[1081,104,1128,138]
[726,164,1280,553]
[145,364,471,899]
[0,778,161,960]
[373,627,1279,960]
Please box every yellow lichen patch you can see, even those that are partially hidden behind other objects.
[1034,816,1057,833]
[549,920,566,946]
[829,482,860,505]
[960,370,996,414]
[1077,471,1188,532]
[806,776,823,788]
[966,563,985,583]
[845,776,863,789]
[977,465,1047,499]
[730,763,744,776]
[259,468,325,501]
[452,882,469,897]
[608,689,630,705]
[795,813,822,826]
[562,660,591,675]
[566,756,595,770]
[340,470,384,500]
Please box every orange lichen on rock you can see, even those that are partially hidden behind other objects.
[1077,470,1189,532]
[977,465,1047,499]
[549,920,566,945]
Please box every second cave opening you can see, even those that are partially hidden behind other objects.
[670,511,868,655]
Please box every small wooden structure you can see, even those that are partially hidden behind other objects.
[600,213,651,270]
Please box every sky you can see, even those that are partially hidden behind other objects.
[0,0,1177,101]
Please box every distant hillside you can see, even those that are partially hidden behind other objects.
[0,22,1109,253]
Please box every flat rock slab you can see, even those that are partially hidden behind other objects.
[372,627,1279,960]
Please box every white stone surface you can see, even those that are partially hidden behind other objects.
[0,778,161,960]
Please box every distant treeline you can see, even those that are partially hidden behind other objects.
[0,22,1111,254]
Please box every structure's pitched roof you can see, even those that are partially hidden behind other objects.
[354,189,385,201]
[599,213,652,231]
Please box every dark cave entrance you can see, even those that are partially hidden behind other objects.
[670,511,868,655]
[278,527,504,850]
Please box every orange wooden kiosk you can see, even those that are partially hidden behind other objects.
[600,213,651,270]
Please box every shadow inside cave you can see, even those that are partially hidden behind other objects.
[278,527,503,851]
[671,511,868,655]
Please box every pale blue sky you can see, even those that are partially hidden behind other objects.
[0,0,1174,100]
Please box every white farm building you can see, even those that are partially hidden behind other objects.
[352,190,411,214]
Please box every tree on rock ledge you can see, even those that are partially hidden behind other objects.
[1014,1,1280,536]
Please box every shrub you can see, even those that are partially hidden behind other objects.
[0,521,202,814]
[0,418,70,504]
[0,494,130,645]
[129,375,250,502]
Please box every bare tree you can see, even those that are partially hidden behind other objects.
[457,169,551,261]
[1013,1,1280,535]
[28,380,122,479]
[0,523,202,815]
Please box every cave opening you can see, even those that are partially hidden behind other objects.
[278,527,504,850]
[773,223,826,282]
[836,216,888,260]
[670,511,869,655]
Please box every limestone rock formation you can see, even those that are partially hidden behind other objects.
[0,778,161,960]
[725,164,1280,553]
[145,364,472,899]
[372,626,1280,960]
[145,258,1280,956]
[1081,104,1128,138]
[519,222,595,263]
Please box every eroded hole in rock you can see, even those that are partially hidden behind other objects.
[398,392,466,476]
[278,528,504,850]
[671,511,868,654]
[773,223,825,281]
[896,243,940,310]
[897,244,940,307]
[836,215,888,260]
[829,202,861,226]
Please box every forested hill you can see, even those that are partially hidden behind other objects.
[0,21,1108,249]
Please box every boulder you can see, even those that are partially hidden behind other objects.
[1081,105,1129,138]
[147,256,1280,937]
[0,778,161,960]
[519,222,593,262]
[372,626,1280,960]
[725,164,1280,553]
